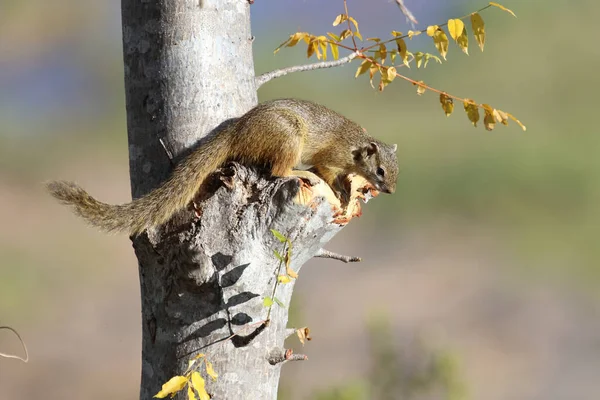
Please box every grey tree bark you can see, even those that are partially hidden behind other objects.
[121,0,358,399]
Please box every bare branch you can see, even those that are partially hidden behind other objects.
[0,326,29,363]
[256,52,358,89]
[267,348,308,365]
[315,248,361,263]
[395,0,418,26]
[285,328,297,339]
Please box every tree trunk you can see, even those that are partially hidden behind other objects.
[121,1,350,398]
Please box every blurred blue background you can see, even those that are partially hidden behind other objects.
[1,0,599,399]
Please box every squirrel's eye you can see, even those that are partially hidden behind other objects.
[376,167,385,177]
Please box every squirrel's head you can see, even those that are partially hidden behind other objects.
[354,141,399,194]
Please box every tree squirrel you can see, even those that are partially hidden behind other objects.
[46,98,399,235]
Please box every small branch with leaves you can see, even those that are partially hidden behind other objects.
[264,1,525,132]
[154,229,314,400]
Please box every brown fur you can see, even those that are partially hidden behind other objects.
[46,98,399,235]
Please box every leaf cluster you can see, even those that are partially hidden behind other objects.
[274,2,525,132]
[154,354,218,400]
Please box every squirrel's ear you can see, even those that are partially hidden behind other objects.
[392,144,398,152]
[366,142,379,157]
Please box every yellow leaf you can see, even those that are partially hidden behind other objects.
[273,38,290,54]
[286,264,298,279]
[273,33,309,54]
[439,93,454,117]
[367,37,381,42]
[481,103,494,114]
[205,360,218,381]
[355,60,372,78]
[327,32,341,42]
[307,40,319,59]
[432,28,449,60]
[348,16,361,39]
[369,64,379,88]
[470,13,485,51]
[423,53,442,68]
[415,81,426,95]
[391,31,403,37]
[387,66,397,82]
[378,80,388,92]
[448,19,468,55]
[484,109,496,131]
[188,385,197,400]
[415,52,424,68]
[395,38,409,67]
[408,30,421,39]
[447,19,464,42]
[288,32,307,48]
[319,40,328,61]
[277,275,292,284]
[339,29,352,41]
[191,372,210,400]
[333,14,347,26]
[193,353,206,360]
[154,376,188,398]
[330,43,339,60]
[296,327,312,346]
[463,99,480,127]
[457,28,469,55]
[424,53,432,68]
[426,25,438,37]
[494,109,509,125]
[489,2,517,17]
[507,113,527,131]
[378,44,387,64]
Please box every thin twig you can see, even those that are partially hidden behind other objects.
[394,0,418,26]
[362,4,493,53]
[0,326,29,363]
[315,248,361,263]
[256,52,358,88]
[343,0,358,50]
[285,328,297,339]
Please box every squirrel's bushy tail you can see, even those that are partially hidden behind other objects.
[46,131,231,235]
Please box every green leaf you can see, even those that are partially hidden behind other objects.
[263,297,274,307]
[270,229,287,243]
[273,249,284,261]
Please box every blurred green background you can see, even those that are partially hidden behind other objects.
[1,0,599,399]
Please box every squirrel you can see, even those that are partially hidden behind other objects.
[46,98,399,235]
